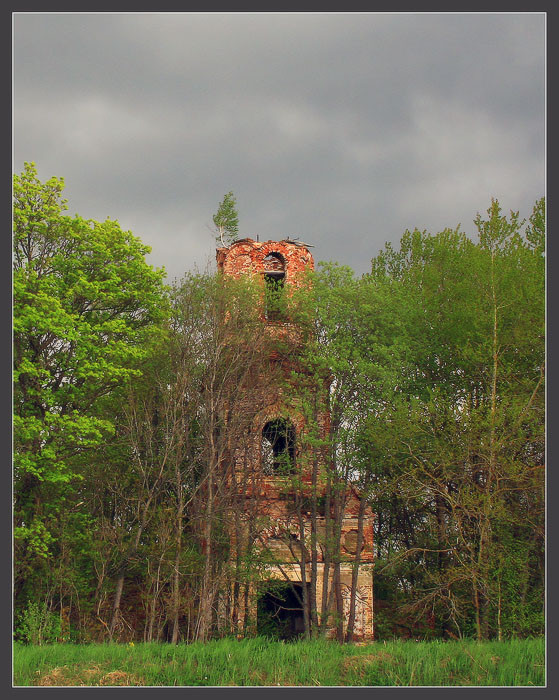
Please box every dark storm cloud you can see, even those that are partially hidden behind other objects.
[14,12,545,279]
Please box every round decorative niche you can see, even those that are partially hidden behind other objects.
[343,529,365,555]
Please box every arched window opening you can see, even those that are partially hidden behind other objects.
[263,253,286,320]
[263,252,285,272]
[261,418,296,475]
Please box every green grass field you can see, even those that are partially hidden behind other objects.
[13,637,545,687]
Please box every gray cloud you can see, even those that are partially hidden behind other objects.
[14,12,545,279]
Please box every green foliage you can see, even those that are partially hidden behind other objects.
[12,171,544,646]
[15,601,62,645]
[364,199,544,640]
[213,191,239,246]
[264,277,287,320]
[13,638,545,686]
[13,163,168,613]
[287,199,544,642]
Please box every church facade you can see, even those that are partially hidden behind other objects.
[216,238,374,641]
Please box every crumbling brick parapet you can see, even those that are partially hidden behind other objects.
[216,238,314,285]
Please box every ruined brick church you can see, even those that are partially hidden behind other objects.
[216,237,374,641]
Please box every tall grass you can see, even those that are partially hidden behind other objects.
[13,637,545,687]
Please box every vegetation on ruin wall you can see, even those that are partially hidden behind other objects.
[14,637,545,686]
[13,163,544,645]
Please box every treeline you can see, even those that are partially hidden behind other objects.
[13,163,544,643]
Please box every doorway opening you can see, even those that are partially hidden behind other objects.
[257,581,308,640]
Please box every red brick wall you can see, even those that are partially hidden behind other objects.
[216,238,314,283]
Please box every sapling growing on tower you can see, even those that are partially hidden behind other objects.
[214,191,239,246]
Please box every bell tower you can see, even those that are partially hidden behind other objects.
[216,237,374,641]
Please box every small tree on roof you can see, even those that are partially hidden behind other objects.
[213,191,239,247]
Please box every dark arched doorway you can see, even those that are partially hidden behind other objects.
[257,581,308,640]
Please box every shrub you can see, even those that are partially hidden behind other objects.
[15,601,61,645]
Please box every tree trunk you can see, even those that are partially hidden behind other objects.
[309,453,320,635]
[197,496,214,642]
[171,464,185,644]
[295,498,311,639]
[345,493,367,643]
[331,480,346,643]
[109,574,124,637]
[319,474,332,636]
[435,492,450,637]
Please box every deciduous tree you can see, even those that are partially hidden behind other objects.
[13,163,167,615]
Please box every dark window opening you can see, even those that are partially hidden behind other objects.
[263,253,286,320]
[262,418,296,475]
[257,581,308,640]
[263,252,285,272]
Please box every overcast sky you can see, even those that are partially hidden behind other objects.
[13,12,545,281]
